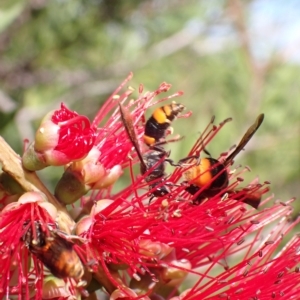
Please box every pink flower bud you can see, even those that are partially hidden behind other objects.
[139,239,173,259]
[161,259,191,282]
[17,191,47,204]
[54,147,122,204]
[93,165,123,189]
[22,103,96,170]
[90,199,115,216]
[34,114,60,152]
[69,147,105,185]
[75,215,93,236]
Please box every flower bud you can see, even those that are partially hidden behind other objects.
[75,215,93,236]
[22,103,96,171]
[90,199,115,216]
[54,167,88,205]
[17,191,47,204]
[55,147,122,205]
[68,147,105,185]
[161,259,191,283]
[139,240,173,259]
[34,115,60,152]
[93,165,123,189]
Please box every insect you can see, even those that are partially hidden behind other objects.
[22,221,84,280]
[184,114,265,208]
[119,103,185,197]
[143,102,185,146]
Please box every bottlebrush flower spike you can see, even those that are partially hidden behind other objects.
[181,199,300,299]
[84,175,297,299]
[0,192,59,299]
[55,73,187,205]
[75,104,282,299]
[91,79,186,171]
[1,74,299,300]
[22,103,96,171]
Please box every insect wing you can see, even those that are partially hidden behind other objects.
[225,114,264,165]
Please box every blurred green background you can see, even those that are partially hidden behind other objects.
[0,0,299,212]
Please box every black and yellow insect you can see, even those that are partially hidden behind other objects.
[120,104,184,197]
[185,114,265,208]
[143,102,185,146]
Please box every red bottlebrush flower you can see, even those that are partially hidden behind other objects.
[72,93,287,299]
[0,192,87,299]
[55,73,188,205]
[91,74,187,171]
[22,103,96,171]
[83,179,298,299]
[0,192,56,299]
[49,103,96,159]
[1,74,300,300]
